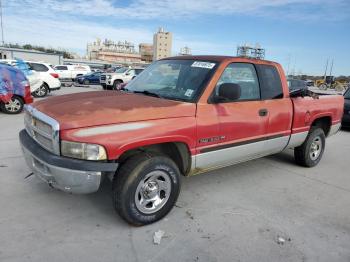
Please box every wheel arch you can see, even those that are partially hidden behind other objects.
[310,116,332,136]
[117,142,192,176]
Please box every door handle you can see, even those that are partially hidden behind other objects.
[259,109,268,117]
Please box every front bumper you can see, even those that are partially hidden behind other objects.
[19,130,118,194]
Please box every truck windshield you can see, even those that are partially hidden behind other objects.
[125,59,218,102]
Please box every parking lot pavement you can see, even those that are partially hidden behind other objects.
[1,86,350,262]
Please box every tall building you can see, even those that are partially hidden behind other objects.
[153,27,172,61]
[139,43,153,63]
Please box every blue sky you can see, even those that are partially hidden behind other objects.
[4,0,350,75]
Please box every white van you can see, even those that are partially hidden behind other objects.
[54,65,91,81]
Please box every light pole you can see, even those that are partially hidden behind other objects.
[0,0,4,45]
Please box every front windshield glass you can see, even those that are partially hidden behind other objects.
[125,59,217,102]
[115,67,128,73]
[344,88,350,99]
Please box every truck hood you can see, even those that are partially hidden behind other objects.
[33,91,196,130]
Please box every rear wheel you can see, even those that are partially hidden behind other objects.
[294,127,325,167]
[113,153,181,226]
[33,83,48,98]
[0,96,24,114]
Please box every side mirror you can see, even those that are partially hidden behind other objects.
[213,83,241,103]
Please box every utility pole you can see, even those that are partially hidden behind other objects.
[0,0,4,45]
[329,59,334,76]
[323,58,329,80]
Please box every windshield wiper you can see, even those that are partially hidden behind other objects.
[133,90,163,98]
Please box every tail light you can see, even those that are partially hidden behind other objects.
[50,73,59,78]
[21,80,31,97]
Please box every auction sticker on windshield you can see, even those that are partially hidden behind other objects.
[191,61,216,69]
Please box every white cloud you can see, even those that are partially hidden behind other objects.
[6,0,349,20]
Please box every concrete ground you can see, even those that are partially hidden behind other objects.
[0,85,349,262]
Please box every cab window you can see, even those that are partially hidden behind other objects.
[215,63,260,101]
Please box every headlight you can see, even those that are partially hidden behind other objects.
[61,141,107,160]
[107,75,112,79]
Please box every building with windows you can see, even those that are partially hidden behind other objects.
[86,38,142,63]
[179,46,192,56]
[153,28,172,61]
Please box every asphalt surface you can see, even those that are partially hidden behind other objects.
[1,85,350,262]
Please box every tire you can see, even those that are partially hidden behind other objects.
[33,83,48,98]
[113,153,181,226]
[334,84,344,92]
[113,80,122,90]
[294,127,326,167]
[319,84,327,90]
[83,79,90,85]
[0,96,24,114]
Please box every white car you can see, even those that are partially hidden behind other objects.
[0,59,61,97]
[27,62,61,97]
[100,67,144,90]
[54,65,91,81]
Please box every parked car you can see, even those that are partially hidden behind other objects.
[0,63,33,114]
[75,72,102,85]
[1,59,61,97]
[306,80,314,87]
[342,88,350,127]
[19,56,343,225]
[27,61,61,97]
[100,67,144,90]
[287,79,308,91]
[54,64,91,81]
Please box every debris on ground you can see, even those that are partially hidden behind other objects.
[276,235,291,245]
[153,230,165,245]
[0,164,7,167]
[186,210,194,220]
[277,236,285,245]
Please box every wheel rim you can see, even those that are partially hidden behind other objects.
[5,98,21,112]
[310,136,322,161]
[135,170,172,214]
[35,85,46,96]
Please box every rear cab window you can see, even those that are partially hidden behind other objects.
[255,64,284,99]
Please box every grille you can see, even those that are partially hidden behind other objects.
[24,107,59,155]
[100,75,106,81]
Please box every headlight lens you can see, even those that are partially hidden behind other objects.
[61,141,107,160]
[107,75,112,79]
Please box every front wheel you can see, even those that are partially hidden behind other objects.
[0,96,24,114]
[33,84,48,98]
[294,127,325,167]
[113,153,181,226]
[319,84,327,90]
[113,80,122,90]
[83,79,90,85]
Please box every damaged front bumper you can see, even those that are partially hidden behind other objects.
[19,130,118,194]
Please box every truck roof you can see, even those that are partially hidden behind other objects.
[164,55,278,65]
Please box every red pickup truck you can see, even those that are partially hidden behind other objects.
[19,56,343,225]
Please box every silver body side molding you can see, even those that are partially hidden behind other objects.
[192,136,289,173]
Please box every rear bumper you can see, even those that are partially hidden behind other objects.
[19,130,118,194]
